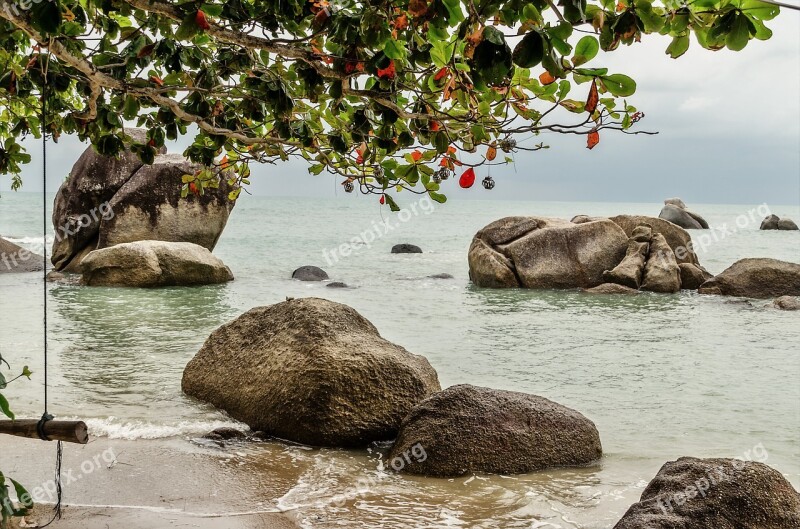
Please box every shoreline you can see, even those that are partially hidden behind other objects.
[1,436,299,529]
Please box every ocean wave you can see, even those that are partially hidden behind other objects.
[76,416,247,440]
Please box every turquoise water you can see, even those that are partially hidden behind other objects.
[1,192,799,528]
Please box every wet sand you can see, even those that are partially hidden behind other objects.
[0,436,298,529]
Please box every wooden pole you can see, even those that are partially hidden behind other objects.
[0,420,88,444]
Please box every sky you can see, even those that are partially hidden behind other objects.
[2,13,799,206]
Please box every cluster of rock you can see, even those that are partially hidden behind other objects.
[184,298,798,527]
[50,129,235,287]
[468,214,710,294]
[760,214,799,231]
[658,198,709,230]
[183,298,601,473]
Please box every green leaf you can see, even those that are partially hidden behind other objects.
[572,36,599,66]
[666,35,690,58]
[383,194,401,212]
[21,366,31,379]
[31,0,62,34]
[384,39,407,61]
[513,31,545,68]
[600,74,636,96]
[175,13,200,41]
[726,13,751,51]
[740,0,780,20]
[10,479,32,509]
[0,393,14,420]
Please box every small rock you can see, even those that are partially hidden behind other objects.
[570,214,595,224]
[760,215,781,230]
[292,266,329,281]
[204,427,247,440]
[631,225,653,243]
[428,273,454,279]
[46,271,65,282]
[658,204,704,230]
[391,243,423,254]
[603,239,648,289]
[772,296,800,311]
[326,281,349,288]
[778,218,799,231]
[679,263,713,290]
[584,283,639,294]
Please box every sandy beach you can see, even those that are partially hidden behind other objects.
[1,436,298,529]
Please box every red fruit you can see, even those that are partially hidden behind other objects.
[377,60,396,80]
[189,182,199,195]
[434,67,448,81]
[379,195,386,205]
[411,150,423,162]
[196,10,211,30]
[459,168,476,188]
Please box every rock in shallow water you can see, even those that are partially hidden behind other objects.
[52,132,234,272]
[391,243,423,254]
[0,237,43,273]
[80,240,233,287]
[182,298,440,447]
[640,233,681,293]
[583,283,639,294]
[468,216,628,289]
[388,384,602,477]
[292,266,329,281]
[613,457,800,529]
[772,296,800,311]
[698,258,800,299]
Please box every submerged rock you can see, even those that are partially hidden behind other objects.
[772,296,800,311]
[698,258,800,299]
[0,237,43,273]
[182,298,440,447]
[613,457,800,529]
[292,266,329,281]
[80,240,233,287]
[640,233,681,293]
[428,273,454,279]
[52,132,234,272]
[468,216,627,289]
[583,283,639,294]
[391,243,423,254]
[388,384,601,477]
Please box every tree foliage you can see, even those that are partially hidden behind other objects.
[0,0,781,207]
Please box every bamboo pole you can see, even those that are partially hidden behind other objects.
[0,420,88,444]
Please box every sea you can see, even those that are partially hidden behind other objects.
[1,192,799,528]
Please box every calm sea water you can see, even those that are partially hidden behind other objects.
[1,192,799,528]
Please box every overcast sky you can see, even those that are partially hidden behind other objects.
[3,13,799,206]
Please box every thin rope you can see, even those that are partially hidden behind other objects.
[38,53,64,527]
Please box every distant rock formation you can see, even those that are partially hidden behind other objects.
[698,258,800,299]
[760,214,798,231]
[0,236,43,273]
[658,198,708,230]
[182,298,441,447]
[80,241,233,287]
[614,457,800,529]
[388,384,602,477]
[468,215,711,293]
[52,129,235,272]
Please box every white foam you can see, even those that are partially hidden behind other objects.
[79,416,246,440]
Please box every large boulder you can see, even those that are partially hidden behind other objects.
[468,217,628,289]
[658,199,709,230]
[80,241,233,287]
[388,384,602,477]
[698,258,800,299]
[52,132,234,272]
[778,218,799,230]
[0,237,43,273]
[640,233,681,293]
[607,215,700,265]
[613,457,800,529]
[182,298,441,447]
